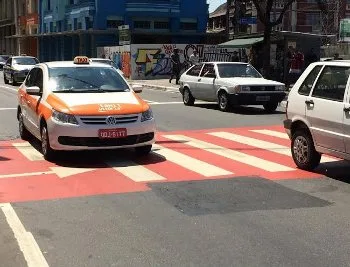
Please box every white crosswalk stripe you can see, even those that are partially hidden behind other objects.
[163,135,294,172]
[107,160,166,182]
[250,129,289,139]
[12,142,43,161]
[153,144,232,177]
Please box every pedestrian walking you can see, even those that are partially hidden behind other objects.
[169,48,181,85]
[231,51,239,62]
[189,49,200,66]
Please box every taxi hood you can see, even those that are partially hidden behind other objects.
[47,92,149,116]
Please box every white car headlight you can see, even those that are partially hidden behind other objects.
[276,85,285,91]
[52,110,78,125]
[141,108,153,122]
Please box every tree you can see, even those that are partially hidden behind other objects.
[252,0,295,77]
[251,0,327,77]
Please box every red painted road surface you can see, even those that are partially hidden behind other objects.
[0,125,341,203]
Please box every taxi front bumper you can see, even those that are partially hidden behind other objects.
[47,118,156,151]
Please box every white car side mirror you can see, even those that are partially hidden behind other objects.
[26,86,41,95]
[132,85,143,94]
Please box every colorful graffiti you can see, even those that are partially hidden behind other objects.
[131,44,239,79]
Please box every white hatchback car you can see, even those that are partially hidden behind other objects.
[285,61,350,170]
[179,62,286,112]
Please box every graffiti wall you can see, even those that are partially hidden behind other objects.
[97,44,241,80]
[130,44,240,80]
[97,45,131,78]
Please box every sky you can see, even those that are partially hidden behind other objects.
[208,0,225,12]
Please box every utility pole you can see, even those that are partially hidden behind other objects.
[226,0,232,41]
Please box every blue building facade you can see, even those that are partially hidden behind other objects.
[38,0,209,62]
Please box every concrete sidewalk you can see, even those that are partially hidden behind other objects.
[127,78,180,92]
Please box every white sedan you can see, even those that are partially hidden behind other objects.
[179,62,286,112]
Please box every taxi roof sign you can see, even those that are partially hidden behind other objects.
[74,56,89,64]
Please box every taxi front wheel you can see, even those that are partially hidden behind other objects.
[41,124,56,161]
[18,111,30,140]
[135,145,152,156]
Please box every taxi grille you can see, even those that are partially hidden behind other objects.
[58,132,154,147]
[79,115,139,125]
[250,86,276,92]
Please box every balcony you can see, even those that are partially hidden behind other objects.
[126,0,180,14]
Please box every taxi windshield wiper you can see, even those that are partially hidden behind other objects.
[55,74,99,88]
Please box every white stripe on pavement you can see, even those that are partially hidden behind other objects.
[153,144,232,177]
[250,129,289,139]
[13,143,44,161]
[0,108,17,111]
[107,160,166,182]
[164,135,294,172]
[1,86,18,92]
[0,203,49,267]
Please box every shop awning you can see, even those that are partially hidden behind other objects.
[218,37,264,48]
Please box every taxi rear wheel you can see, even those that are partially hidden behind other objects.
[183,88,195,106]
[18,111,30,140]
[41,124,56,161]
[135,145,152,156]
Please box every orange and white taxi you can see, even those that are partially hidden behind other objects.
[17,56,156,160]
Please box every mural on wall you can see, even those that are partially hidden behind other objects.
[97,44,242,80]
[131,44,240,80]
[97,45,131,78]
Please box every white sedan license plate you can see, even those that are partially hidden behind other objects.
[256,96,270,101]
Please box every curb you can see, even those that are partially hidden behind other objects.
[128,81,180,93]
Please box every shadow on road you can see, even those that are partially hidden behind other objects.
[193,103,285,115]
[315,160,350,184]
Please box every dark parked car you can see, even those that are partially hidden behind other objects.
[3,56,39,85]
[0,55,10,70]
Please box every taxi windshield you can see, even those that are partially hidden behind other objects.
[48,66,130,93]
[217,63,262,78]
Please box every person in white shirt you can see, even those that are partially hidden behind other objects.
[189,49,200,66]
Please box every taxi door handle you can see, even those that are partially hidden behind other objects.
[198,78,201,82]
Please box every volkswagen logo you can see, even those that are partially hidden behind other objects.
[106,116,119,125]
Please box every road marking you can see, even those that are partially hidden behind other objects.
[1,86,18,92]
[250,129,289,139]
[149,101,184,105]
[0,107,17,111]
[0,167,95,179]
[246,130,338,163]
[107,160,166,182]
[0,203,49,267]
[12,142,44,161]
[164,135,294,172]
[153,144,232,177]
[144,100,160,104]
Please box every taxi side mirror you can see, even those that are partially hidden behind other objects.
[132,85,143,94]
[26,86,41,95]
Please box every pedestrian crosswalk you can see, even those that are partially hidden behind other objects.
[2,125,341,183]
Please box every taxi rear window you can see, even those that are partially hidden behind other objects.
[48,66,129,93]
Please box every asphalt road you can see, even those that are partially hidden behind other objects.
[1,70,350,267]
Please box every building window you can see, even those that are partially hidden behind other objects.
[154,21,169,29]
[47,0,51,11]
[180,22,197,31]
[107,20,124,28]
[305,13,320,26]
[134,21,151,29]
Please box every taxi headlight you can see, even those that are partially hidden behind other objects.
[141,108,153,122]
[52,110,78,125]
[276,85,285,91]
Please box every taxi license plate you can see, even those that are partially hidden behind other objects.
[256,96,270,101]
[98,128,127,139]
